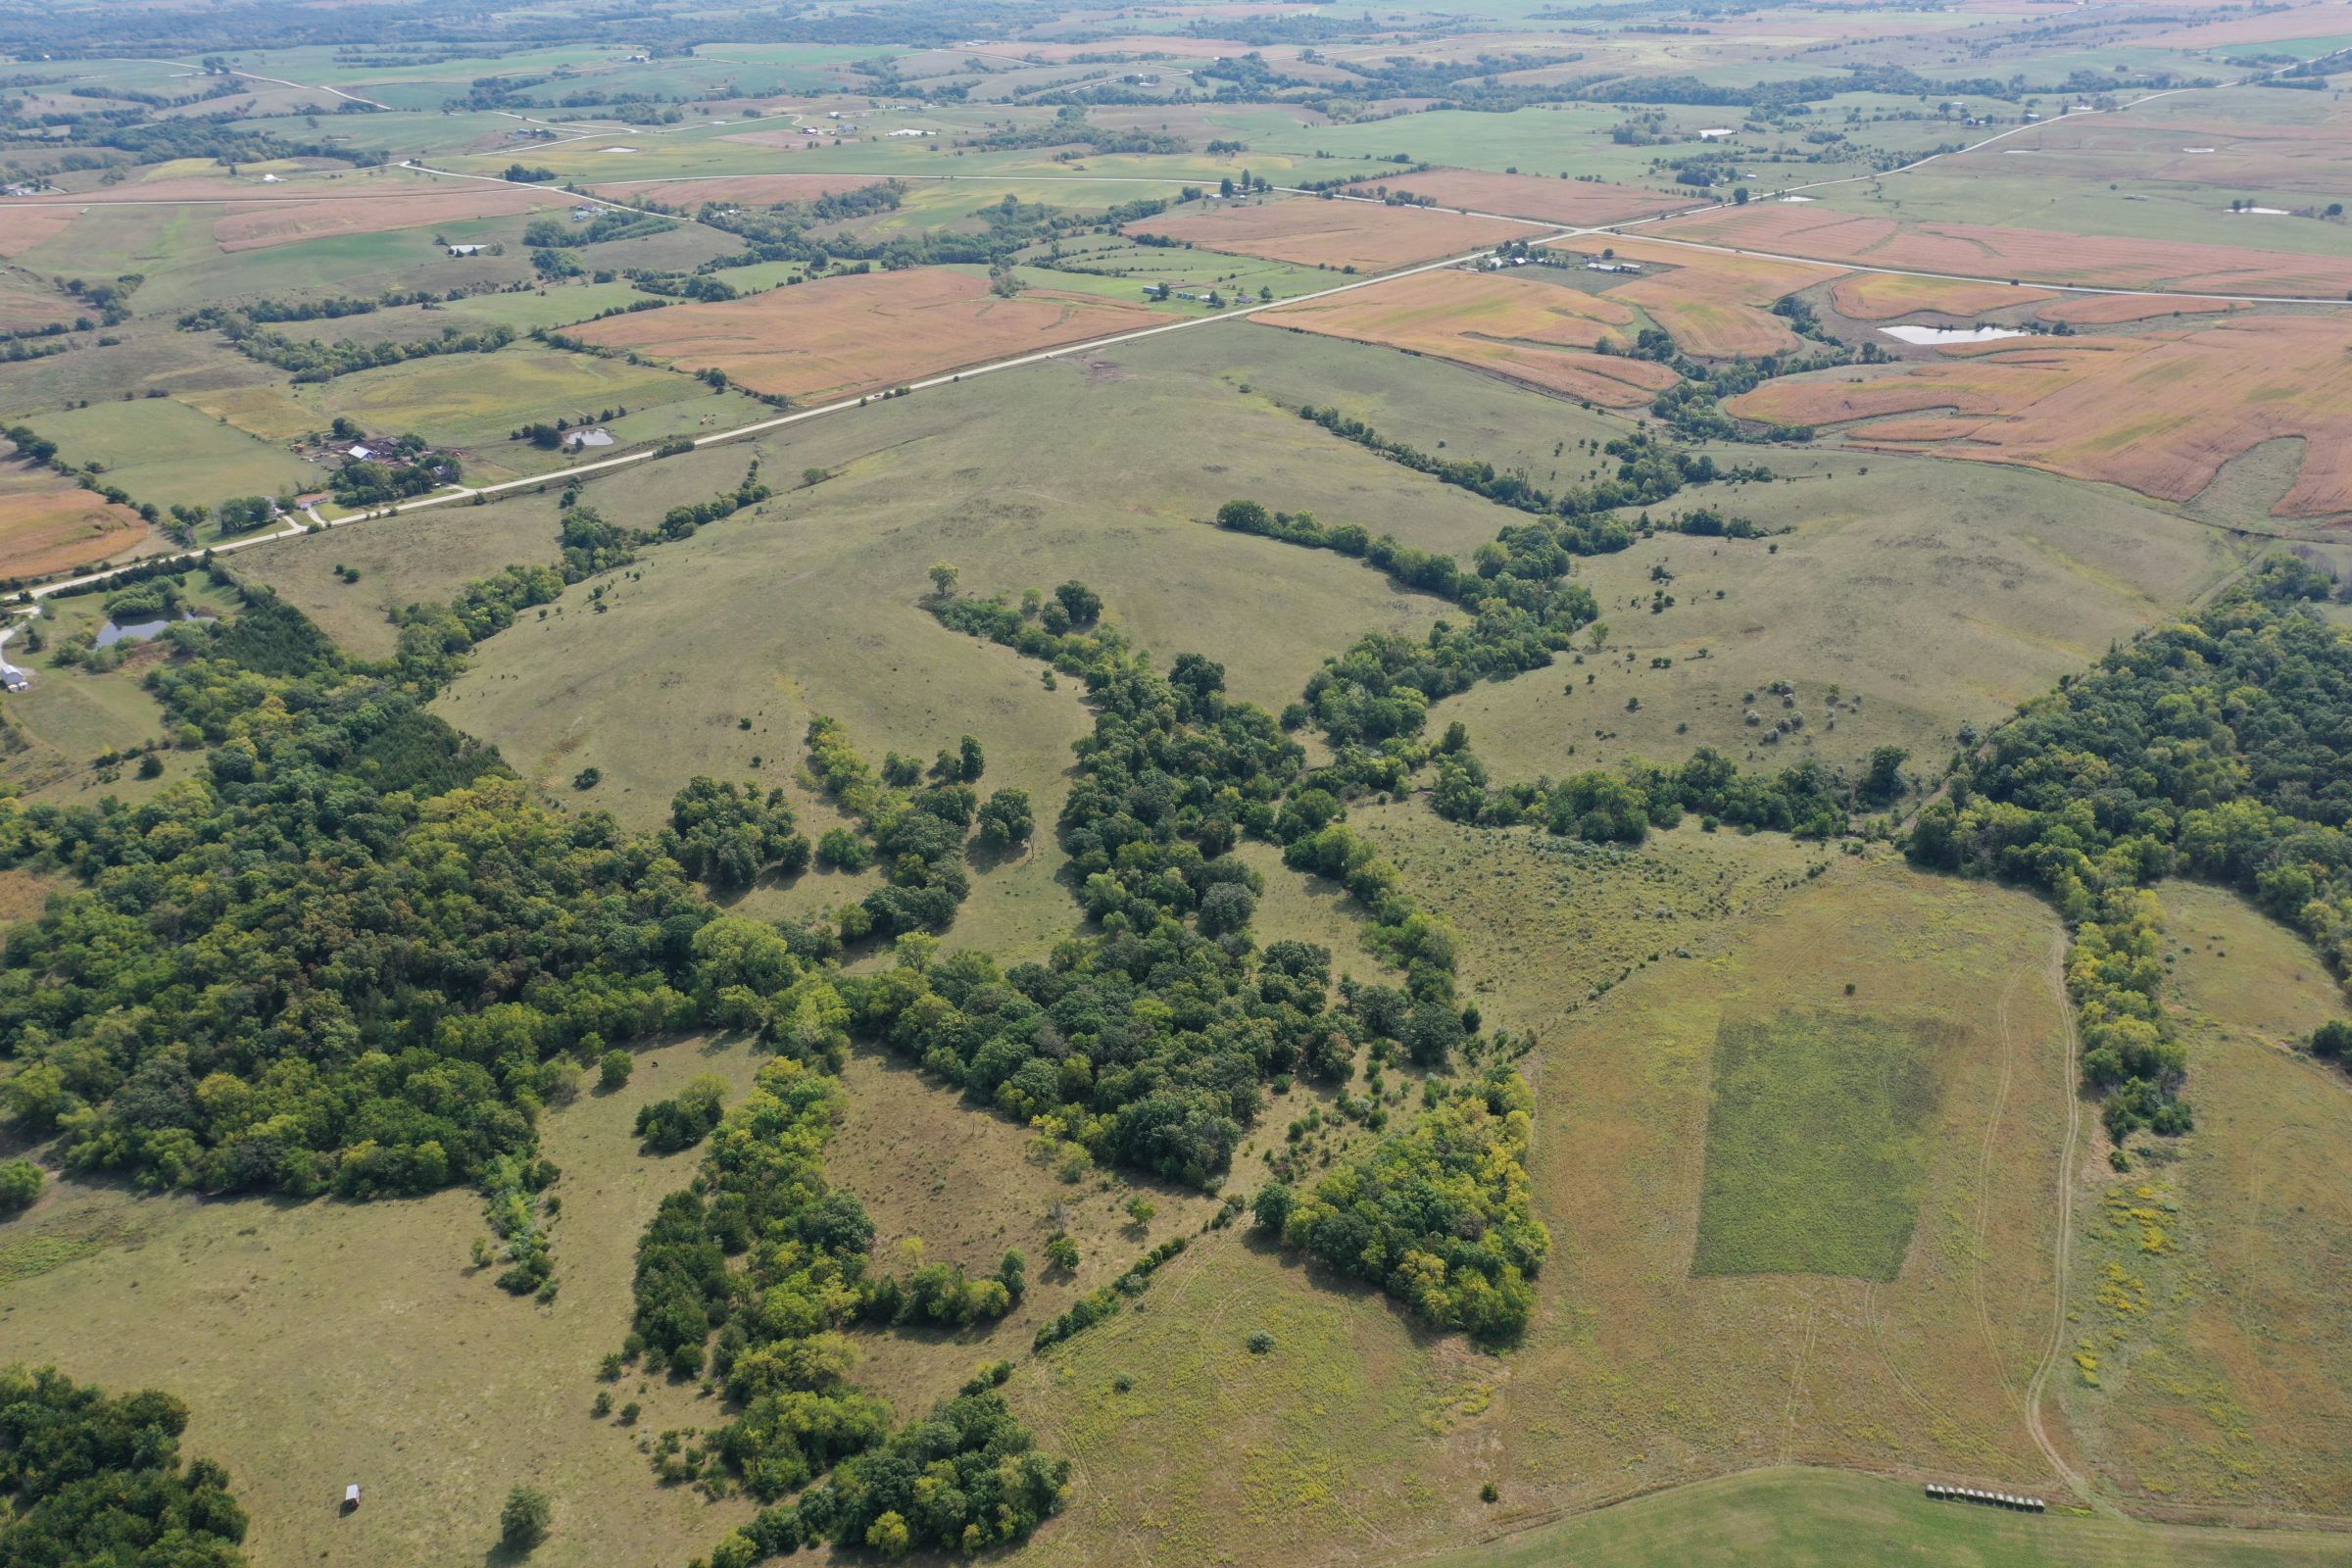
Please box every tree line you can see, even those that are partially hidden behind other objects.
[1907,557,2352,1138]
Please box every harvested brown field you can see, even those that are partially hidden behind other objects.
[0,270,79,333]
[0,208,76,258]
[0,471,151,579]
[211,186,564,251]
[1729,317,2352,517]
[1551,235,1837,357]
[1258,268,1674,406]
[2149,0,2352,47]
[1650,202,2352,296]
[1338,169,1691,226]
[1828,271,2054,320]
[2035,293,2247,324]
[586,173,910,210]
[1123,195,1529,272]
[565,267,1165,403]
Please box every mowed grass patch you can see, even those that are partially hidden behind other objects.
[1420,1466,2352,1568]
[0,1033,769,1568]
[22,397,325,512]
[1440,857,2072,1515]
[1692,1009,1942,1281]
[2057,884,2352,1518]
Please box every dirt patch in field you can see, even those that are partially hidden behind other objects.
[212,186,564,251]
[567,267,1165,403]
[1829,272,2055,320]
[1125,195,1530,271]
[1259,268,1673,406]
[1731,316,2352,517]
[1340,169,1691,226]
[2035,293,2248,325]
[0,479,151,579]
[587,173,908,210]
[1651,202,2352,296]
[1551,235,1837,358]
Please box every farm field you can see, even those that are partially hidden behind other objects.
[9,6,2352,1568]
[1124,194,1536,272]
[287,345,766,481]
[20,396,324,512]
[1257,267,1677,405]
[564,268,1167,404]
[1728,316,2352,518]
[0,466,152,579]
[1549,235,1835,357]
[1337,168,1696,225]
[1647,202,2352,296]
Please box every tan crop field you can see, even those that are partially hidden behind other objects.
[1257,269,1676,406]
[566,267,1165,403]
[1549,236,1835,357]
[2036,294,2248,325]
[1649,204,2352,296]
[1828,271,2055,320]
[210,186,564,250]
[1729,317,2352,518]
[1338,169,1692,225]
[0,466,152,579]
[1124,195,1531,271]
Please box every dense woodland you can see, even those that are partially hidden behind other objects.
[0,1364,251,1567]
[1909,559,2352,1135]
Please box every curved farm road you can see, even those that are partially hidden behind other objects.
[2022,929,2104,1511]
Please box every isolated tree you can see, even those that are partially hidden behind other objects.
[1860,745,1908,807]
[957,733,985,782]
[500,1487,551,1552]
[598,1050,632,1091]
[928,561,959,599]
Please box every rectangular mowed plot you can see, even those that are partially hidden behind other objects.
[1692,1009,1942,1281]
[1124,195,1532,272]
[566,268,1165,404]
